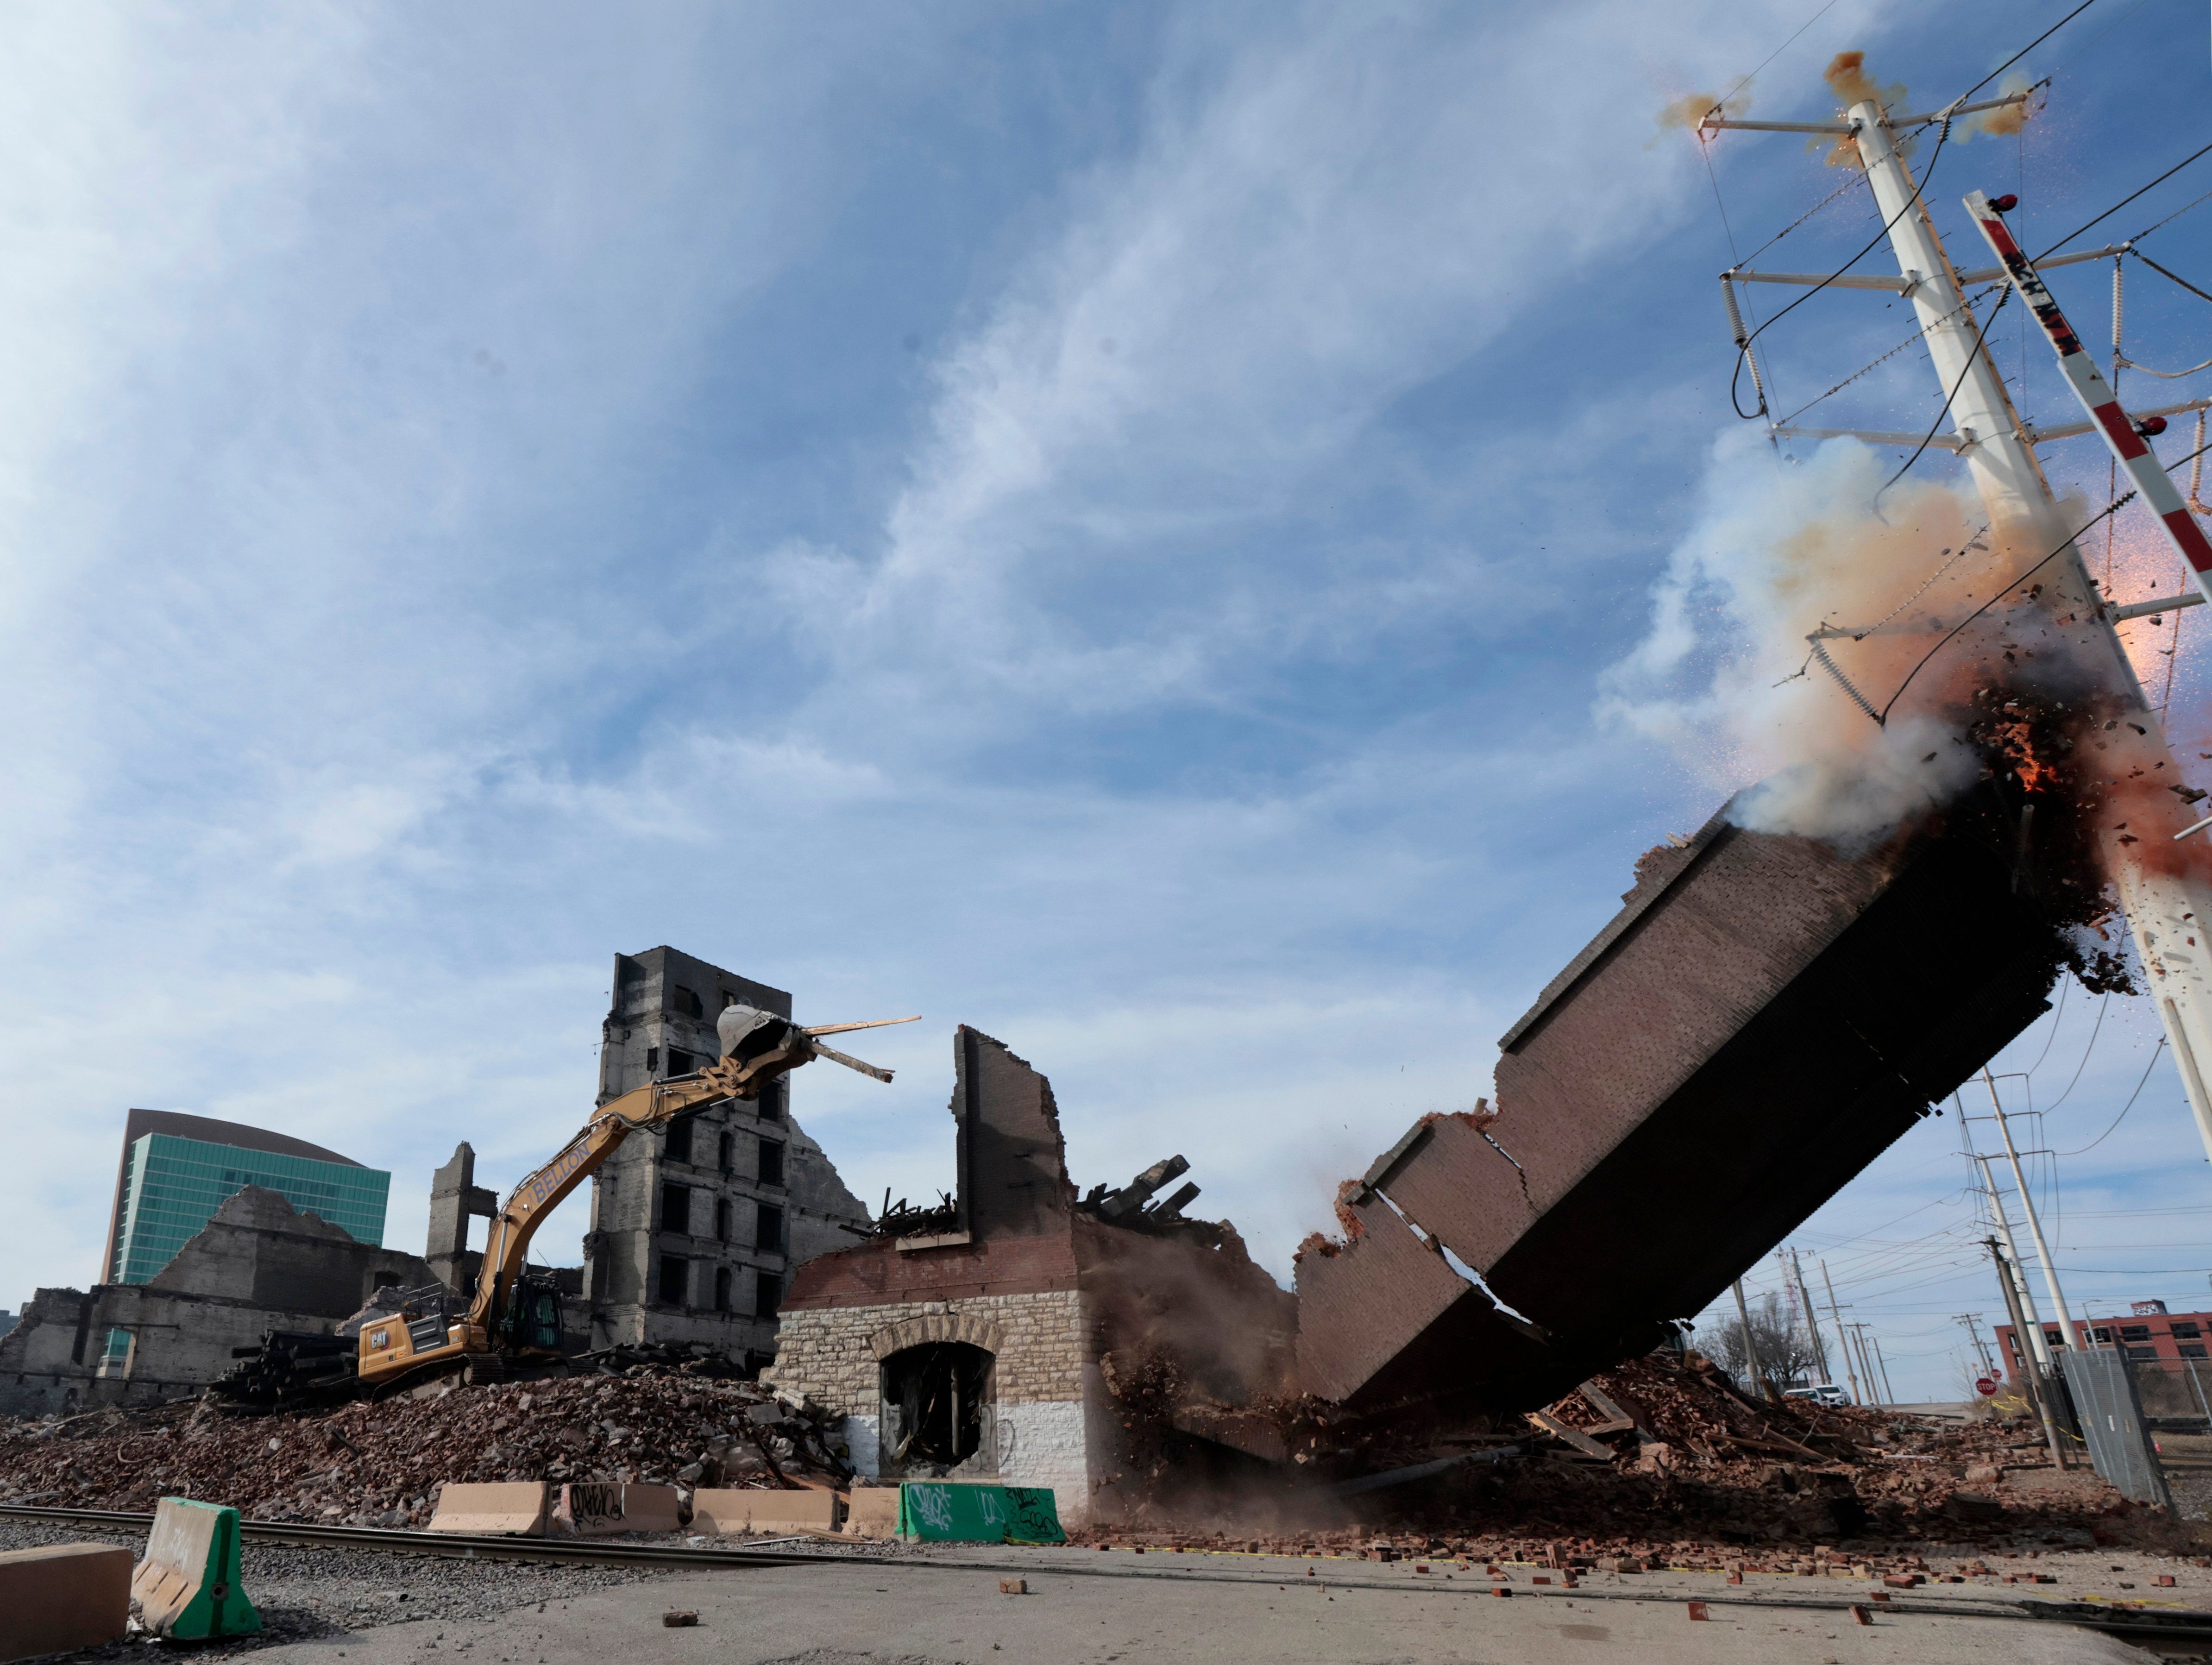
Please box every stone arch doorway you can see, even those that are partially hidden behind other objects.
[880,1340,995,1473]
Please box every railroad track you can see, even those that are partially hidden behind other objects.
[6,1503,2208,1646]
[0,1504,831,1571]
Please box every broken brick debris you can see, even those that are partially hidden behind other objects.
[0,1366,852,1527]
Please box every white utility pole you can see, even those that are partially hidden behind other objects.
[1984,1069,2081,1349]
[1819,1259,1864,1403]
[1955,1312,1998,1380]
[1851,99,2212,1164]
[1976,1152,2055,1367]
[1732,1277,1772,1399]
[1788,1247,1834,1386]
[1708,91,2212,1166]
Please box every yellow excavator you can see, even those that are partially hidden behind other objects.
[211,1004,911,1408]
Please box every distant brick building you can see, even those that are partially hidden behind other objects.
[1997,1299,2211,1374]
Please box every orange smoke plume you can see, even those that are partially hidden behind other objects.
[1967,75,2034,138]
[1655,87,1751,142]
[1816,52,1908,169]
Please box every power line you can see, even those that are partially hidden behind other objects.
[1873,285,2014,508]
[1876,491,2137,723]
[1704,0,1846,120]
[2039,135,2212,260]
[2040,991,2111,1114]
[2059,1038,2169,1155]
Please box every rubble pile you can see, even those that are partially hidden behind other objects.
[0,1369,850,1527]
[1094,1348,2157,1558]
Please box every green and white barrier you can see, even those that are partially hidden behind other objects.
[895,1482,1063,1545]
[132,1497,260,1640]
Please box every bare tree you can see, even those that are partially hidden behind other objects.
[1696,1290,1821,1394]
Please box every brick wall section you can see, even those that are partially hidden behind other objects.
[782,1231,1081,1309]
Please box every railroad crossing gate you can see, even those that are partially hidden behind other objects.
[132,1497,261,1640]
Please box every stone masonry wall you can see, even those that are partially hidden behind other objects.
[766,1287,1093,1522]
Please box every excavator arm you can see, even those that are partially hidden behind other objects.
[355,1005,914,1389]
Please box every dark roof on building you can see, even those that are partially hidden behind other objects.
[120,1108,363,1169]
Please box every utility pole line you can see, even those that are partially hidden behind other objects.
[1707,85,2212,1153]
[1790,1248,1834,1386]
[1975,1153,2055,1370]
[1871,1332,1897,1406]
[1955,1312,1997,1381]
[1843,1322,1877,1406]
[1855,1325,1884,1406]
[1820,1259,1863,1404]
[1984,1069,2080,1350]
[1986,1235,2072,1469]
[1732,1278,1775,1401]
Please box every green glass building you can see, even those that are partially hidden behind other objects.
[103,1109,389,1288]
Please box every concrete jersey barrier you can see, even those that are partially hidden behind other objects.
[840,1488,902,1538]
[0,1542,133,1662]
[132,1497,262,1639]
[690,1488,840,1535]
[549,1482,683,1535]
[427,1483,549,1536]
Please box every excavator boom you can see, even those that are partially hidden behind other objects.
[353,1004,904,1390]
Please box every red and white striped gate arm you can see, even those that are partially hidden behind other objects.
[1964,188,2212,602]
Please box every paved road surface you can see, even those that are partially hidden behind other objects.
[233,1545,2168,1665]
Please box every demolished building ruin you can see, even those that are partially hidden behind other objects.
[583,948,874,1366]
[0,1187,436,1416]
[766,1026,1295,1526]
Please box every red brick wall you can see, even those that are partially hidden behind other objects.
[783,1229,1080,1310]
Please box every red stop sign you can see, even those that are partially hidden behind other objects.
[1975,1376,1998,1396]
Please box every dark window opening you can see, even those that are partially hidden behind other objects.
[673,985,704,1018]
[2120,1324,2153,1342]
[661,1183,691,1234]
[665,1118,693,1165]
[760,1084,783,1122]
[2126,1345,2159,1361]
[755,1203,784,1252]
[2044,1330,2064,1346]
[2173,1322,2203,1339]
[714,1267,733,1312]
[880,1342,993,1472]
[759,1138,786,1187]
[2183,1344,2208,1359]
[658,1256,688,1306]
[666,1047,696,1075]
[2092,1327,2113,1345]
[717,1132,733,1173]
[645,1046,660,1072]
[715,1197,731,1243]
[755,1271,781,1317]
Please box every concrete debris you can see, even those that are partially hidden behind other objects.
[0,1368,851,1527]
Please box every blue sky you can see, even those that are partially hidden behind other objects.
[6,1,2212,1403]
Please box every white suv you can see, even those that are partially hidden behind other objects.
[1783,1384,1853,1407]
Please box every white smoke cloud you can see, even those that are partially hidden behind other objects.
[1599,428,1993,849]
